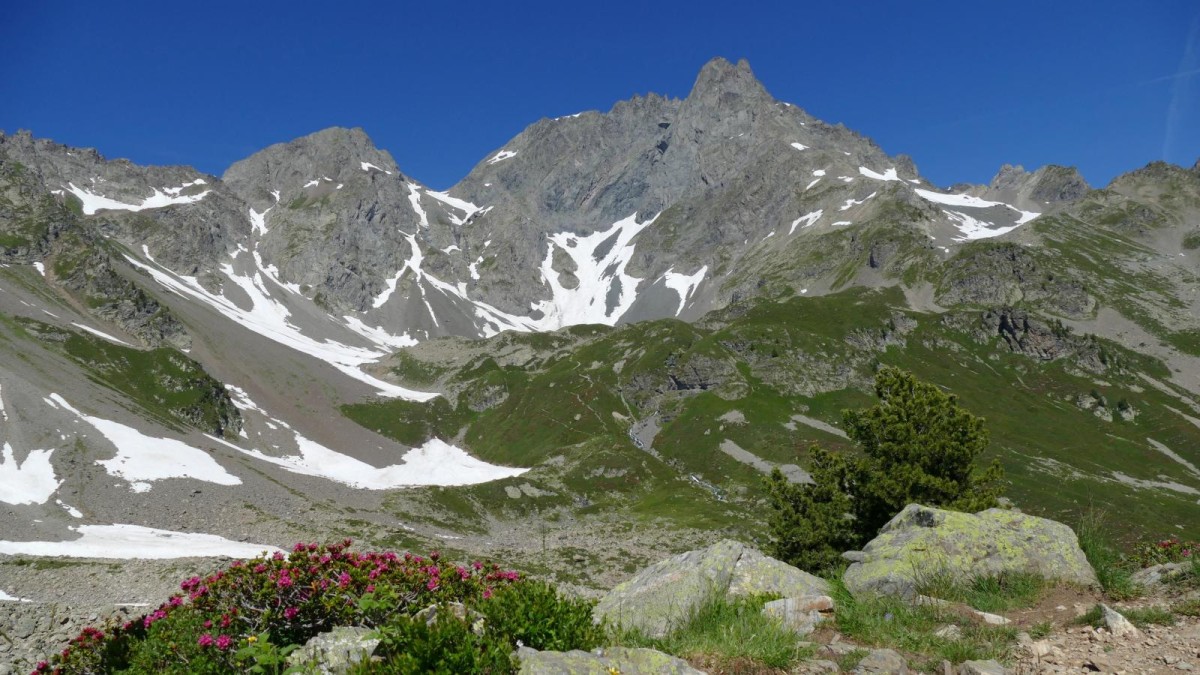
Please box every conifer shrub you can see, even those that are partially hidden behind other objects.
[35,540,602,674]
[765,367,1005,572]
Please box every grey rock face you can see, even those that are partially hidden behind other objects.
[957,660,1011,675]
[287,625,380,674]
[593,539,829,638]
[842,504,1098,600]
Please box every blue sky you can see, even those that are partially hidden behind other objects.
[2,1,1197,191]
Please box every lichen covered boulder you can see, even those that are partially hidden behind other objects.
[594,539,829,637]
[843,504,1098,599]
[517,646,704,674]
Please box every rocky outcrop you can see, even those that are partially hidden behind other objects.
[842,504,1098,599]
[593,539,829,638]
[287,626,380,674]
[517,646,704,674]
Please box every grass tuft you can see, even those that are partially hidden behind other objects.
[614,594,814,669]
[915,568,1047,613]
[1076,509,1139,600]
[829,579,1017,665]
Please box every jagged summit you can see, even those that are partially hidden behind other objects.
[687,57,772,103]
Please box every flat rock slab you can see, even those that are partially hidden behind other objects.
[517,646,704,674]
[843,504,1098,599]
[853,648,908,673]
[287,625,379,674]
[595,539,829,638]
[958,660,1010,674]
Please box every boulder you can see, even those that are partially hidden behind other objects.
[517,646,704,674]
[843,504,1098,599]
[853,648,908,673]
[286,626,379,674]
[594,539,829,637]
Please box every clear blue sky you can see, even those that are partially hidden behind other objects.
[2,1,1197,191]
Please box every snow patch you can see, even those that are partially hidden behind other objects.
[0,443,61,505]
[944,210,1021,242]
[56,499,82,518]
[249,207,271,236]
[425,190,483,225]
[840,192,877,211]
[805,179,821,190]
[915,188,1040,224]
[486,150,517,165]
[532,213,657,328]
[858,166,901,182]
[64,182,211,215]
[71,322,132,346]
[49,394,242,491]
[790,209,823,234]
[0,524,281,559]
[789,142,808,151]
[208,432,528,489]
[123,256,436,400]
[406,183,429,228]
[660,266,708,316]
[360,161,392,174]
[32,262,45,276]
[813,169,826,177]
[832,221,852,227]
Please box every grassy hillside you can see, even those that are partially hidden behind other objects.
[346,286,1200,544]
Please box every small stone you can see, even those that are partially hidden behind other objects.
[808,660,840,673]
[934,624,962,639]
[1100,604,1139,639]
[853,648,907,673]
[958,659,1010,675]
[1177,663,1194,672]
[1086,654,1113,671]
[1167,656,1182,665]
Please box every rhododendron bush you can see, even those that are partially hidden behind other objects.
[35,540,602,674]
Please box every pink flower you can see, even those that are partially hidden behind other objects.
[427,578,439,591]
[169,596,183,607]
[254,564,268,573]
[338,572,352,588]
[273,551,286,561]
[1184,549,1192,557]
[483,587,493,599]
[197,633,214,647]
[203,620,212,629]
[366,584,375,593]
[472,561,483,571]
[277,575,293,588]
[216,634,233,650]
[284,607,299,620]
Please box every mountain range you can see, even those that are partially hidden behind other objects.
[2,57,1199,613]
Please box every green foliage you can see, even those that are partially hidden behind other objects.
[475,579,604,653]
[1131,535,1199,568]
[615,594,815,669]
[38,543,599,675]
[842,367,1004,531]
[764,450,857,572]
[767,367,1004,571]
[1075,509,1139,600]
[367,613,515,674]
[914,570,1046,613]
[828,578,1017,667]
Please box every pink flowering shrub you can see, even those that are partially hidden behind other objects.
[1132,536,1199,568]
[35,540,602,674]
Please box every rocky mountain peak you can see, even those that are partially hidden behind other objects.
[988,163,1089,205]
[686,57,771,105]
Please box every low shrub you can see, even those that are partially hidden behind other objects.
[35,540,600,674]
[1131,536,1199,568]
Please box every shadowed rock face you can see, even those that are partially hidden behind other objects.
[842,504,1098,600]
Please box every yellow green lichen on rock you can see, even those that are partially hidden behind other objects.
[842,504,1098,599]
